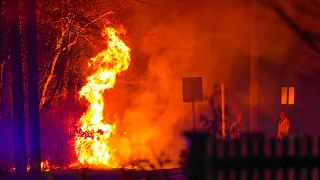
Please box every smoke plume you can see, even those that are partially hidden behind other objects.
[118,0,294,166]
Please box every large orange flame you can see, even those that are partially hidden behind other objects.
[75,26,131,168]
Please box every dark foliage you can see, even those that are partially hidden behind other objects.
[199,90,232,139]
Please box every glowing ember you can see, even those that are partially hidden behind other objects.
[75,26,131,168]
[10,159,57,172]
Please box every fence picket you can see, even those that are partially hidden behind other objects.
[246,138,253,180]
[212,139,217,180]
[282,139,289,180]
[223,141,230,180]
[235,140,241,180]
[270,138,276,180]
[185,132,320,180]
[307,138,312,180]
[294,137,301,180]
[258,138,264,180]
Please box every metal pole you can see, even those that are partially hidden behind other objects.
[7,0,27,176]
[221,82,226,139]
[26,0,41,177]
[192,100,196,131]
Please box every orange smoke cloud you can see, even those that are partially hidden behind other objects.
[73,1,296,168]
[119,0,295,166]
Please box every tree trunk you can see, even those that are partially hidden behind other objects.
[0,61,9,123]
[39,39,62,109]
[44,50,71,108]
[7,0,27,176]
[0,62,4,121]
[0,0,3,51]
[26,0,41,177]
[0,0,5,113]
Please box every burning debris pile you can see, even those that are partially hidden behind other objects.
[10,159,59,172]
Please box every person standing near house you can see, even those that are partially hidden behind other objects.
[230,115,243,140]
[277,112,290,140]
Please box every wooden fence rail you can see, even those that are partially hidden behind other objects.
[184,132,320,180]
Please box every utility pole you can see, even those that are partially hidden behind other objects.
[26,0,41,177]
[7,0,27,177]
[249,1,258,131]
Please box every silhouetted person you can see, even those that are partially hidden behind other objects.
[277,112,290,140]
[230,115,243,140]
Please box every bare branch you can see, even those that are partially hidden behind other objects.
[84,11,114,27]
[83,36,97,49]
[51,17,70,25]
[39,29,65,109]
[74,11,114,33]
[39,7,115,109]
[63,36,79,52]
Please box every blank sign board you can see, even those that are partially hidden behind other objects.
[182,77,203,102]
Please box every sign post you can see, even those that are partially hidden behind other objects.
[192,98,196,130]
[182,77,203,131]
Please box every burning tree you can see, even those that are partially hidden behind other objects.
[0,0,135,167]
[2,0,318,171]
[37,0,132,110]
[34,0,133,166]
